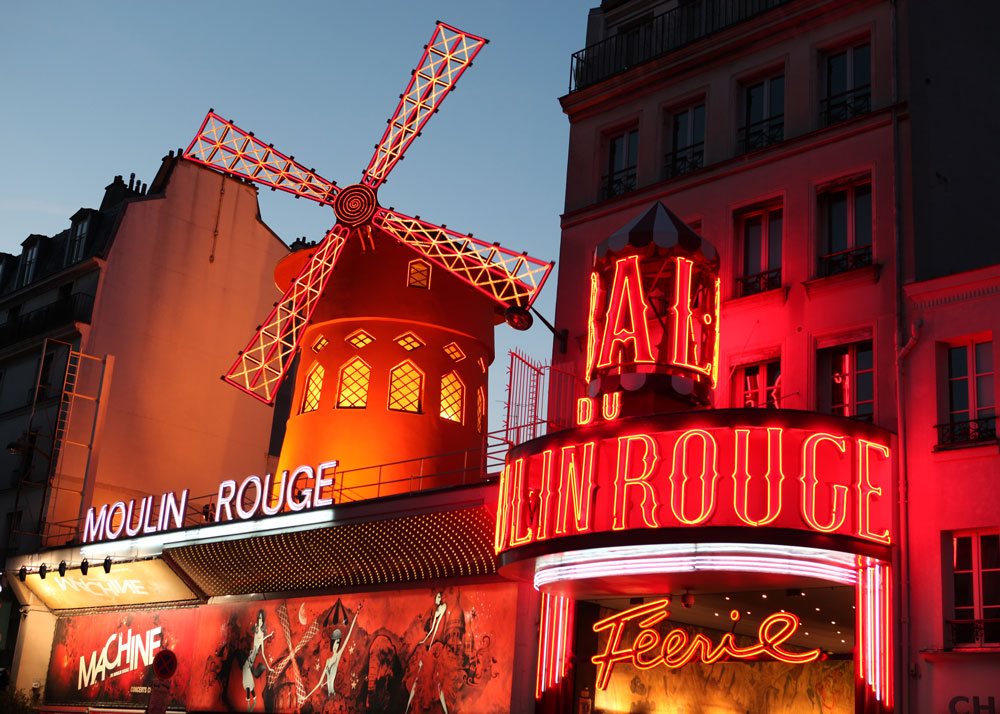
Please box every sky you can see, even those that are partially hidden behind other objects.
[0,1,597,431]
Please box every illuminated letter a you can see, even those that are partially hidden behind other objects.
[597,256,656,369]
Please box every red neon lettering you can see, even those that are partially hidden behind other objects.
[494,464,511,554]
[601,391,622,421]
[536,449,556,540]
[596,256,656,369]
[586,272,600,383]
[799,433,849,532]
[856,439,891,544]
[576,397,595,426]
[613,434,662,530]
[668,429,720,525]
[509,458,533,547]
[731,428,786,526]
[667,257,713,378]
[555,442,597,535]
[592,600,819,690]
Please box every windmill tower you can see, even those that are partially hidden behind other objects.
[184,23,552,500]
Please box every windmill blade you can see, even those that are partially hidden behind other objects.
[362,23,487,189]
[224,224,350,403]
[185,111,338,206]
[373,208,553,308]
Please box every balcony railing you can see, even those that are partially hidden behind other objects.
[738,115,784,154]
[664,144,705,180]
[600,166,638,200]
[818,245,872,277]
[937,416,998,447]
[569,0,792,93]
[820,85,872,126]
[0,293,94,347]
[735,267,781,297]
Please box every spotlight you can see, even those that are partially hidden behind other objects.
[503,305,533,331]
[103,556,112,574]
[80,559,89,576]
[58,561,67,577]
[39,563,47,580]
[18,566,27,582]
[681,592,695,609]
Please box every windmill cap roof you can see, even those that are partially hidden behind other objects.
[595,202,717,261]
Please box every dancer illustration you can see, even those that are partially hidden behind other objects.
[419,592,447,648]
[243,609,273,711]
[406,592,450,713]
[306,601,363,701]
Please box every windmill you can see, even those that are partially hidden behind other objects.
[184,22,552,406]
[183,23,553,495]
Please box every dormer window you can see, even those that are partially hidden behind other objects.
[67,215,90,264]
[19,243,38,287]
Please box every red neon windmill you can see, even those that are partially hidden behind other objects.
[184,23,552,404]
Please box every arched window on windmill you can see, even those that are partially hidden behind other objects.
[337,357,372,409]
[407,258,432,288]
[440,371,465,424]
[300,363,325,413]
[388,360,424,413]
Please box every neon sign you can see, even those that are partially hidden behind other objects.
[82,460,338,544]
[588,245,720,400]
[495,410,893,553]
[591,598,820,689]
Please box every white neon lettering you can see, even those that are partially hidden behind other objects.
[216,481,237,522]
[286,466,314,512]
[314,460,338,507]
[236,476,263,520]
[83,504,109,544]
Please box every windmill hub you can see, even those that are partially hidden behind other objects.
[335,183,379,227]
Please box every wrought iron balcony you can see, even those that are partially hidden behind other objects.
[0,293,95,347]
[569,0,792,93]
[820,85,872,126]
[664,144,705,180]
[937,416,998,447]
[600,166,638,201]
[738,116,784,154]
[735,267,781,297]
[818,245,872,277]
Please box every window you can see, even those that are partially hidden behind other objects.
[312,335,328,353]
[394,332,425,351]
[337,357,371,409]
[739,73,784,153]
[67,215,90,264]
[735,205,782,296]
[440,371,465,424]
[734,360,781,408]
[665,104,704,179]
[818,179,872,277]
[950,531,1000,646]
[388,361,423,413]
[477,386,485,434]
[938,340,996,445]
[821,42,871,126]
[408,259,431,289]
[443,342,465,362]
[346,329,374,349]
[300,363,324,413]
[19,243,38,287]
[817,340,873,420]
[602,128,638,199]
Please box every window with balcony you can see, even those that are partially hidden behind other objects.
[938,340,996,446]
[735,204,782,297]
[950,530,1000,647]
[818,179,872,277]
[739,73,784,153]
[664,103,704,179]
[602,127,638,199]
[821,42,871,126]
[817,340,873,421]
[734,359,781,408]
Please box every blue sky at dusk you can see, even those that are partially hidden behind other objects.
[0,1,597,429]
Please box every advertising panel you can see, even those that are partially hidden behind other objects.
[25,559,197,610]
[46,580,517,713]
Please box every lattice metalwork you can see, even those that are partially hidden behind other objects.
[337,357,371,409]
[346,329,374,349]
[443,341,465,361]
[440,371,465,424]
[407,259,432,288]
[394,332,424,351]
[311,335,328,352]
[184,23,553,404]
[388,361,423,413]
[300,363,324,413]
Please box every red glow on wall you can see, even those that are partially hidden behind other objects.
[590,599,820,690]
